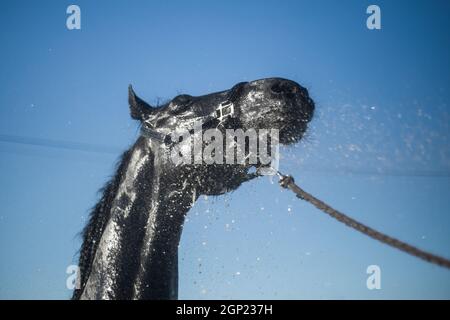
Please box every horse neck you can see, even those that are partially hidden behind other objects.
[80,137,196,300]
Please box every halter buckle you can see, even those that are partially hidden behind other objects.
[215,101,234,122]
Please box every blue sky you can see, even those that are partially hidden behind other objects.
[0,0,449,299]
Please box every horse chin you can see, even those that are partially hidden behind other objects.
[279,122,307,145]
[255,100,312,146]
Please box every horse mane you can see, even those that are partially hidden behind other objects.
[72,137,147,299]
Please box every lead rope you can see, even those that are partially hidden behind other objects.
[274,171,450,269]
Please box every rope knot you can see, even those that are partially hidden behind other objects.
[279,175,294,189]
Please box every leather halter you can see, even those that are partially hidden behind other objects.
[140,82,246,145]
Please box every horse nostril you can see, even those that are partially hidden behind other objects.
[270,81,296,95]
[270,83,284,94]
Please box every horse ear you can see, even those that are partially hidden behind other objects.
[128,85,155,121]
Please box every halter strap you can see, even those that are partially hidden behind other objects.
[140,82,246,144]
[140,125,166,142]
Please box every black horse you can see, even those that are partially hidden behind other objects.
[73,78,315,299]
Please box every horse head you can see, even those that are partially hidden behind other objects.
[128,77,314,195]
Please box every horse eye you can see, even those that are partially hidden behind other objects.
[174,95,192,105]
[171,95,193,113]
